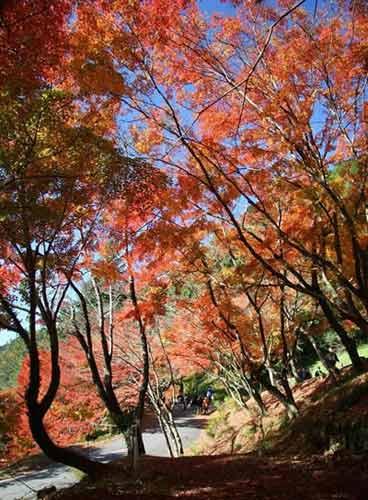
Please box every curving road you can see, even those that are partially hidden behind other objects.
[0,409,206,500]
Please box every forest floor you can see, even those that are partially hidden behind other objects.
[54,368,368,500]
[53,452,368,500]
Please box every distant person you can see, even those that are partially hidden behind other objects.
[201,396,211,415]
[177,392,186,411]
[196,394,204,415]
[298,367,311,381]
[206,387,214,401]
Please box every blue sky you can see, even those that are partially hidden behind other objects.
[201,0,320,16]
[1,331,15,347]
[200,0,236,15]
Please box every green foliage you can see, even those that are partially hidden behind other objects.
[297,327,367,375]
[0,330,51,390]
[84,411,129,442]
[316,330,341,352]
[184,372,209,395]
[168,279,201,300]
[328,160,361,181]
[206,403,230,439]
[296,330,338,370]
[310,342,368,375]
[183,372,226,402]
[84,427,111,442]
[0,338,26,390]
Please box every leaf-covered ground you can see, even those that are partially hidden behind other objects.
[195,368,368,457]
[44,369,368,499]
[54,453,368,500]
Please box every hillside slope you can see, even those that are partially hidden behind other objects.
[195,367,368,457]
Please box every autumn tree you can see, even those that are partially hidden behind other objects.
[67,275,147,457]
[0,88,129,475]
[70,0,368,370]
[2,0,368,469]
[58,157,169,459]
[0,343,105,467]
[0,0,73,92]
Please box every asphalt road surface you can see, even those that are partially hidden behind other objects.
[0,409,206,500]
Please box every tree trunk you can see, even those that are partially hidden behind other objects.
[24,308,105,478]
[166,408,184,456]
[136,423,145,455]
[148,385,184,457]
[280,372,297,411]
[336,329,363,371]
[130,275,148,456]
[260,375,299,419]
[319,297,364,371]
[158,414,175,457]
[308,335,338,380]
[28,403,104,478]
[243,378,267,416]
[289,357,301,382]
[265,364,276,387]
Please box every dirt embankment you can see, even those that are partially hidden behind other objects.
[195,369,368,457]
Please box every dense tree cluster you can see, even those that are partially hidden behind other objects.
[0,0,368,476]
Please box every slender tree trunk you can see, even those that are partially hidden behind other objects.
[221,376,246,408]
[308,335,338,380]
[158,413,175,457]
[280,373,297,408]
[318,297,364,371]
[260,375,298,419]
[130,275,148,456]
[165,408,184,456]
[242,376,267,416]
[136,422,145,455]
[148,385,183,457]
[72,284,138,457]
[310,268,363,371]
[162,412,181,457]
[250,388,267,416]
[265,364,276,387]
[289,357,301,382]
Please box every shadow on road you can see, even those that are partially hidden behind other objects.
[174,416,208,429]
[87,447,125,463]
[0,407,207,487]
[0,461,68,489]
[1,457,66,479]
[142,408,209,434]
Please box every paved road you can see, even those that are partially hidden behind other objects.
[0,410,205,500]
